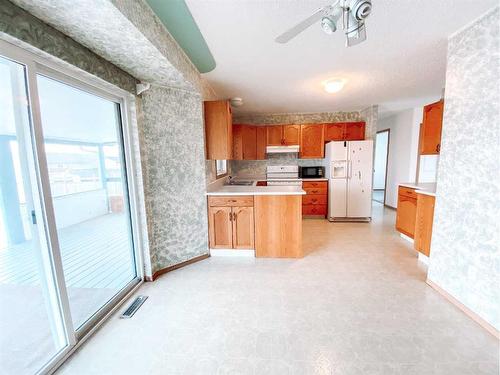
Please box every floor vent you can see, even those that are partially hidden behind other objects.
[120,295,148,319]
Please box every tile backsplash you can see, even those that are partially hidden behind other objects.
[231,154,325,177]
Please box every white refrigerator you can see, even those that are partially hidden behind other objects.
[325,140,374,221]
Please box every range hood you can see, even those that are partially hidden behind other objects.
[266,145,300,154]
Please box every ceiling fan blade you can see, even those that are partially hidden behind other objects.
[275,5,333,44]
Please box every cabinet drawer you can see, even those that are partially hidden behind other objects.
[399,186,417,199]
[302,205,327,215]
[208,196,254,207]
[304,187,327,195]
[303,181,328,189]
[302,195,327,205]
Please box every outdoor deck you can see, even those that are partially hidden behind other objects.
[0,213,136,289]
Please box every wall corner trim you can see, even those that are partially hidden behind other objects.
[426,279,499,339]
[145,253,210,281]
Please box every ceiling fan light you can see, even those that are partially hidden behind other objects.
[321,17,337,35]
[323,79,346,93]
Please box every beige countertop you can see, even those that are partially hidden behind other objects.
[399,182,437,197]
[206,185,306,196]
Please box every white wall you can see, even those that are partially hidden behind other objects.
[377,109,421,207]
[373,130,389,190]
[427,8,500,331]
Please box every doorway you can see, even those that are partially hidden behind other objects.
[373,129,390,204]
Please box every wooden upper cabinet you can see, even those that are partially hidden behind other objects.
[420,100,444,155]
[266,126,283,146]
[395,187,417,238]
[204,100,232,160]
[241,126,257,160]
[256,126,267,160]
[232,206,255,249]
[283,125,300,145]
[300,124,324,159]
[208,206,233,248]
[344,122,366,140]
[414,194,435,257]
[232,124,244,160]
[325,123,346,141]
[325,122,366,141]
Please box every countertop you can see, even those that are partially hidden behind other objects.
[399,182,436,197]
[206,185,306,196]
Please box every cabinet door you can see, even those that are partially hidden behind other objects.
[232,124,243,160]
[232,206,255,249]
[204,100,232,160]
[325,123,346,141]
[344,122,365,140]
[414,194,435,256]
[267,125,283,146]
[283,125,300,145]
[242,125,257,160]
[208,207,233,248]
[420,100,444,155]
[396,195,417,238]
[256,126,267,160]
[300,124,324,158]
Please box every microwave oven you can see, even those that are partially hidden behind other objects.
[299,166,325,178]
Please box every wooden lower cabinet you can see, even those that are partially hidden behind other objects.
[395,186,417,238]
[414,193,435,256]
[208,206,233,248]
[232,206,254,249]
[208,196,254,249]
[254,195,302,258]
[302,181,328,217]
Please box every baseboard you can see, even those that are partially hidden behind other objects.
[426,279,499,339]
[145,253,210,281]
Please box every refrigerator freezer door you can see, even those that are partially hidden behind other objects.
[347,140,374,218]
[325,141,348,178]
[329,178,347,218]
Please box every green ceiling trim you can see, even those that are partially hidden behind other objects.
[146,0,216,73]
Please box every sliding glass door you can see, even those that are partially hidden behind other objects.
[36,74,137,330]
[0,41,141,374]
[0,55,68,375]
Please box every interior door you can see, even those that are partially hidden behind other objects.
[347,141,373,217]
[232,206,254,249]
[208,206,233,248]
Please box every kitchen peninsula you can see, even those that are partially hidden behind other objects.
[206,182,305,258]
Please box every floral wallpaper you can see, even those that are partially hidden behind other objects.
[0,0,137,93]
[427,7,500,330]
[140,85,209,273]
[233,111,361,125]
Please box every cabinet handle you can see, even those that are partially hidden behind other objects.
[436,144,440,153]
[233,213,237,221]
[229,199,237,202]
[311,190,318,194]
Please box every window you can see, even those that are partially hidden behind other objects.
[216,160,227,177]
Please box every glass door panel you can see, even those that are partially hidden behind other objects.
[0,56,67,374]
[36,74,137,330]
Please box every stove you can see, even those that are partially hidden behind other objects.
[266,165,302,186]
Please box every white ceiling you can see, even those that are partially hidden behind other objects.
[186,0,497,115]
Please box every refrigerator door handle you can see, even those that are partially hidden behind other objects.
[348,160,352,179]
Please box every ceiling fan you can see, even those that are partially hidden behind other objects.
[275,0,373,47]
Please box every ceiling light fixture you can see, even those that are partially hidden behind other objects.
[323,78,346,93]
